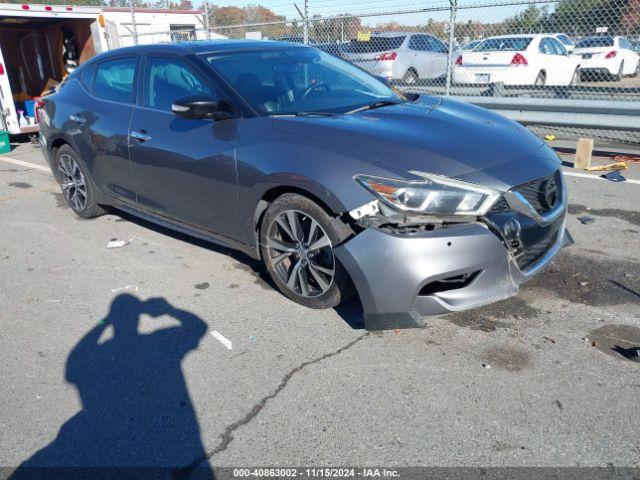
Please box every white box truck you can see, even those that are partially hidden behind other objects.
[0,4,223,136]
[0,3,107,135]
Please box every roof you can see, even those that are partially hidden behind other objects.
[88,40,308,60]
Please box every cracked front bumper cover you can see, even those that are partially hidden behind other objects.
[334,219,567,330]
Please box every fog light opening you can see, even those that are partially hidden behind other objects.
[419,270,482,296]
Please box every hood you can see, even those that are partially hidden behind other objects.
[272,97,546,183]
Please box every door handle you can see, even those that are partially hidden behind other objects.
[130,130,152,142]
[69,114,86,124]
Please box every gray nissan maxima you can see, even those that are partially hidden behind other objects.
[39,41,568,330]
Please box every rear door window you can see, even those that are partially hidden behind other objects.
[93,57,137,104]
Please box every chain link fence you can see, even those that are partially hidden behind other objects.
[120,0,640,145]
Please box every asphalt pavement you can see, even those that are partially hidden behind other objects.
[1,140,639,476]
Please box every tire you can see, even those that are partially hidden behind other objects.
[402,69,419,85]
[569,68,579,86]
[534,71,546,86]
[259,193,353,309]
[613,61,624,81]
[53,144,106,219]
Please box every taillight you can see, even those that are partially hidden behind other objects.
[45,5,52,10]
[455,54,462,66]
[510,53,528,66]
[375,51,397,61]
[34,98,44,123]
[605,50,617,59]
[21,4,30,9]
[0,63,4,75]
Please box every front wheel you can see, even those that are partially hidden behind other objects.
[259,194,353,309]
[54,144,106,218]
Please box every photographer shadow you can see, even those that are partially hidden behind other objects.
[11,294,214,480]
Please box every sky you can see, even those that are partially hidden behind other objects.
[194,0,547,27]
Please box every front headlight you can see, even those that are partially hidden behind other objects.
[355,172,501,216]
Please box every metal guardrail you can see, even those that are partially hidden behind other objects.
[462,97,640,132]
[396,83,640,102]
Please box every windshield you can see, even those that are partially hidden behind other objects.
[343,36,406,54]
[204,47,401,115]
[576,36,614,48]
[475,37,533,52]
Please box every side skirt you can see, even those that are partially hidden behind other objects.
[115,203,261,260]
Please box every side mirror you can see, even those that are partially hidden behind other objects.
[172,94,236,121]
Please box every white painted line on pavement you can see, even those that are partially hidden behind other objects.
[210,331,233,350]
[0,155,51,173]
[563,170,640,185]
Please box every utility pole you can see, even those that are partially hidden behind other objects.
[303,0,308,44]
[294,1,309,44]
[444,0,457,96]
[129,0,138,45]
[203,0,211,39]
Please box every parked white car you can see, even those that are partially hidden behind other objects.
[453,34,581,86]
[341,32,448,84]
[574,36,640,80]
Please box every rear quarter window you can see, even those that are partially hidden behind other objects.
[93,57,137,104]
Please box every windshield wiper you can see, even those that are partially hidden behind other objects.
[347,100,403,114]
[270,111,340,118]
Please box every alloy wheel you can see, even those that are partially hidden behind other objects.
[57,153,87,211]
[265,210,335,298]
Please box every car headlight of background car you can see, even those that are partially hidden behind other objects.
[355,172,501,216]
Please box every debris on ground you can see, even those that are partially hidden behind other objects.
[600,170,627,182]
[612,346,640,363]
[579,281,589,286]
[194,282,210,290]
[211,331,233,350]
[110,285,138,293]
[482,363,491,369]
[612,154,640,165]
[585,162,628,172]
[543,336,556,344]
[107,238,130,249]
[393,328,401,335]
[578,216,595,225]
[249,335,257,345]
[544,134,556,141]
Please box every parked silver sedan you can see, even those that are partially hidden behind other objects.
[341,32,449,84]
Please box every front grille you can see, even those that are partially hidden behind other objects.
[516,232,558,270]
[514,170,561,214]
[490,170,561,215]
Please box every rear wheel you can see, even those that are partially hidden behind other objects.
[613,61,624,81]
[569,68,580,86]
[54,145,105,218]
[259,194,352,309]
[402,69,419,85]
[534,71,546,86]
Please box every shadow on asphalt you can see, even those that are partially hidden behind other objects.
[10,294,215,480]
[111,209,366,330]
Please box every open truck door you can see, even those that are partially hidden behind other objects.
[0,3,106,136]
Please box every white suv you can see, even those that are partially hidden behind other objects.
[341,32,449,84]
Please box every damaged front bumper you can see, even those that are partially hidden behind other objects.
[334,213,568,330]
